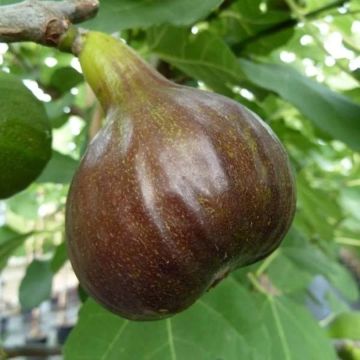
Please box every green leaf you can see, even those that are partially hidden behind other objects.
[0,0,20,4]
[239,60,360,151]
[211,0,293,53]
[295,175,342,240]
[148,26,245,95]
[49,67,83,93]
[259,295,337,360]
[0,226,30,270]
[51,241,68,273]
[87,0,223,32]
[65,277,337,360]
[45,93,74,129]
[267,252,313,294]
[37,151,79,184]
[19,259,53,310]
[64,278,264,360]
[340,186,360,221]
[6,189,39,219]
[282,237,359,302]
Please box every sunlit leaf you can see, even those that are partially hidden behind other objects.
[239,60,360,151]
[0,226,31,270]
[86,0,223,32]
[51,241,68,273]
[19,259,52,310]
[37,151,79,184]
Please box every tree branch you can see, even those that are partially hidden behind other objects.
[0,0,98,46]
[1,345,62,359]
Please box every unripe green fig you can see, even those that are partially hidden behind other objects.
[328,312,360,340]
[65,32,296,320]
[0,72,52,199]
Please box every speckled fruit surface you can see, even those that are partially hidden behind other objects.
[0,72,52,199]
[66,32,296,321]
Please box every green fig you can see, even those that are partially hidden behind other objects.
[0,72,52,199]
[328,312,360,340]
[65,32,296,320]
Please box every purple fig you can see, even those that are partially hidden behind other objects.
[66,32,296,320]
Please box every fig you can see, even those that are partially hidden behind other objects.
[328,312,360,340]
[0,72,52,199]
[65,32,296,320]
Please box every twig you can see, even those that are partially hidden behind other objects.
[1,345,62,359]
[0,0,98,47]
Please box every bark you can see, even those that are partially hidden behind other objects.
[0,0,98,46]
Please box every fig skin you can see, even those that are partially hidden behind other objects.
[66,32,296,321]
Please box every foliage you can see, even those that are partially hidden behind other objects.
[0,0,360,359]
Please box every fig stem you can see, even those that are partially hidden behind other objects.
[247,272,268,295]
[255,249,280,277]
[0,0,98,49]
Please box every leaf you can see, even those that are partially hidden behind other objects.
[19,259,53,310]
[64,278,265,360]
[0,0,19,4]
[65,277,336,360]
[49,67,83,93]
[6,189,39,219]
[267,252,313,294]
[295,174,342,240]
[340,186,360,221]
[211,0,293,54]
[282,233,359,302]
[239,60,360,151]
[215,0,290,41]
[36,151,79,184]
[86,0,223,32]
[259,295,337,360]
[148,26,245,95]
[45,93,74,129]
[51,241,68,273]
[0,226,30,271]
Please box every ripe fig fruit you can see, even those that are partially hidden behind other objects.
[0,72,52,199]
[66,32,296,320]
